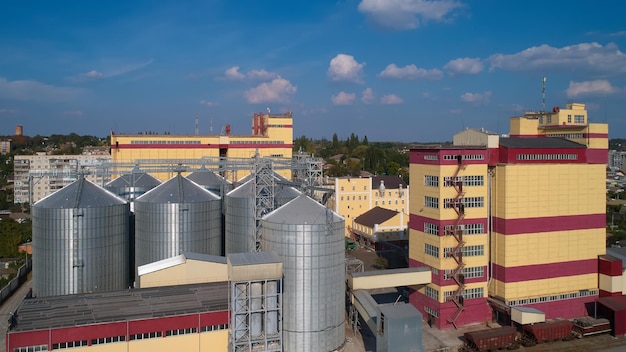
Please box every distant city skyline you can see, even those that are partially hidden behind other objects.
[1,0,625,142]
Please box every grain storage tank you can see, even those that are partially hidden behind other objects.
[32,176,129,297]
[105,167,161,208]
[262,195,345,352]
[224,180,301,254]
[186,166,233,196]
[134,173,222,278]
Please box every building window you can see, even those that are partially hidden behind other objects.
[424,196,439,209]
[444,287,484,301]
[424,223,439,235]
[443,197,484,208]
[425,286,439,300]
[424,175,439,187]
[444,266,484,280]
[567,114,572,123]
[166,327,198,336]
[341,196,344,201]
[353,186,355,191]
[424,306,439,317]
[444,223,484,235]
[91,336,126,345]
[444,175,484,187]
[425,243,439,258]
[341,187,344,191]
[424,155,438,161]
[516,154,578,161]
[574,114,585,123]
[444,245,483,257]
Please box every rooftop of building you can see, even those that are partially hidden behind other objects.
[372,175,407,189]
[12,282,229,332]
[354,206,399,228]
[410,144,487,150]
[138,252,227,276]
[499,137,586,149]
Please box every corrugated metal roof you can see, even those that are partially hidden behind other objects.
[105,168,162,188]
[138,252,227,276]
[136,174,219,203]
[182,252,227,263]
[350,267,430,278]
[186,167,231,187]
[227,251,282,267]
[379,303,421,319]
[226,179,253,198]
[263,194,342,224]
[11,282,228,332]
[499,137,586,149]
[354,206,398,228]
[34,177,126,209]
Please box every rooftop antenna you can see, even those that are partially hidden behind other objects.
[195,113,199,135]
[541,76,547,112]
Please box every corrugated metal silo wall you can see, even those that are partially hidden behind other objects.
[262,220,346,352]
[224,194,255,254]
[134,199,222,272]
[32,203,130,297]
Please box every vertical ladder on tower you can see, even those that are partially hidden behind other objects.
[445,155,466,329]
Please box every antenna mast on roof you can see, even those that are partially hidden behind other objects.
[195,113,199,135]
[541,76,547,112]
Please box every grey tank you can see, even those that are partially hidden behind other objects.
[105,167,161,203]
[134,174,222,276]
[32,177,130,297]
[224,180,301,254]
[186,166,233,196]
[262,195,345,352]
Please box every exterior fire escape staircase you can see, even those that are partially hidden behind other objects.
[445,155,466,329]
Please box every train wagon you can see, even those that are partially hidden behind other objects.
[460,326,519,352]
[521,320,574,347]
[571,317,611,338]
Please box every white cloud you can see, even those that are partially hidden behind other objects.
[71,59,154,82]
[200,100,216,106]
[244,77,297,103]
[444,57,483,75]
[378,64,442,80]
[0,77,86,102]
[358,0,464,30]
[327,54,365,83]
[223,66,278,81]
[566,80,617,98]
[225,66,245,80]
[0,108,17,114]
[461,91,492,105]
[331,91,356,105]
[361,88,375,104]
[63,110,84,117]
[381,94,403,104]
[487,42,626,75]
[84,70,104,79]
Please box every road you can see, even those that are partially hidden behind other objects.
[0,274,32,351]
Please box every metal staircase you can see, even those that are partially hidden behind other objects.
[445,155,466,328]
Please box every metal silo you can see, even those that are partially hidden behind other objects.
[32,176,130,297]
[186,166,233,196]
[134,173,222,278]
[224,180,301,255]
[105,167,161,209]
[262,195,345,352]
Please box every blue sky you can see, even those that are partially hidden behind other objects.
[1,0,625,142]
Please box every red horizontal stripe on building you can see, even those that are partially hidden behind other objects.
[493,214,604,235]
[409,214,487,236]
[491,258,597,283]
[599,255,623,276]
[227,144,292,148]
[587,148,608,164]
[586,133,608,138]
[409,149,488,165]
[508,295,596,320]
[599,290,623,298]
[498,146,586,164]
[115,143,293,149]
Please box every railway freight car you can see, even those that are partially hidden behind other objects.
[520,320,574,347]
[571,317,612,338]
[460,326,519,352]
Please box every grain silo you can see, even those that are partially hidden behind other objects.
[224,180,301,255]
[134,173,222,279]
[104,167,161,206]
[32,176,130,297]
[262,195,345,352]
[186,166,233,196]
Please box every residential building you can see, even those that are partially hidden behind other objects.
[409,103,608,329]
[0,139,11,155]
[13,153,111,204]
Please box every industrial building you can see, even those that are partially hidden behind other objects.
[330,175,409,237]
[409,103,609,329]
[109,112,294,181]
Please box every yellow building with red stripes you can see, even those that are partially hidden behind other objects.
[409,103,608,329]
[110,112,293,181]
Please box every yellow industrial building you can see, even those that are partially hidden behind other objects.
[409,103,609,329]
[110,112,294,181]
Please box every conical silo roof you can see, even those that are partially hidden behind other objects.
[263,194,342,224]
[105,167,161,188]
[34,176,126,209]
[186,167,232,188]
[136,173,219,203]
[226,179,253,198]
